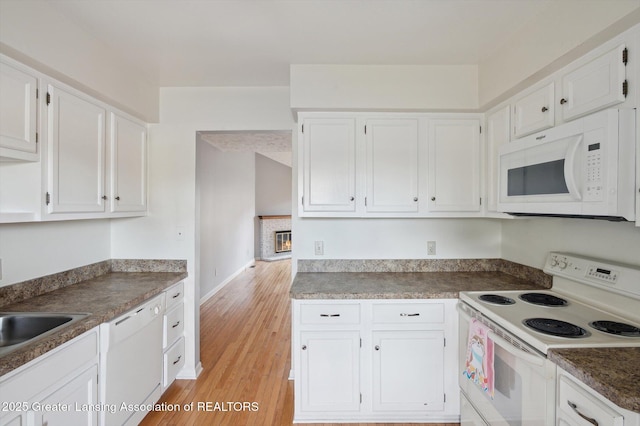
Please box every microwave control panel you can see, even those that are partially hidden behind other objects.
[584,141,603,201]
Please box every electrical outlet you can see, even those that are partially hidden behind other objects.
[427,241,436,256]
[314,241,324,256]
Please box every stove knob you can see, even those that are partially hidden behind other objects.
[550,257,558,267]
[558,260,567,270]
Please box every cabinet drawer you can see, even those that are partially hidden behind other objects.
[558,375,623,426]
[163,303,184,349]
[372,302,444,324]
[165,281,184,311]
[163,337,185,389]
[300,303,360,325]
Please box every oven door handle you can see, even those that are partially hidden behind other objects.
[487,330,545,367]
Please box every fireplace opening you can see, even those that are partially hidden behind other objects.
[275,230,292,253]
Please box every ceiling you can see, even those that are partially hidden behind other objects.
[42,0,589,88]
[199,130,292,167]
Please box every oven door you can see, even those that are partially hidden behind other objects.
[458,303,556,425]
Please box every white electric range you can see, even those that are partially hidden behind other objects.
[458,252,640,425]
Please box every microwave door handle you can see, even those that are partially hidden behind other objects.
[487,330,545,367]
[564,135,584,200]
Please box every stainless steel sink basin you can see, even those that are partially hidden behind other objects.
[0,312,89,356]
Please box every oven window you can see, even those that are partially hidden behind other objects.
[493,354,522,426]
[507,159,569,196]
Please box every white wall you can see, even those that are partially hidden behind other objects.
[502,218,640,269]
[0,220,111,286]
[197,141,256,300]
[0,1,158,121]
[295,218,502,260]
[255,154,292,216]
[290,65,478,111]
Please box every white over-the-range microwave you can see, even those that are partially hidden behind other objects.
[498,108,636,221]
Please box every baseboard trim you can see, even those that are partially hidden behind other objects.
[200,260,255,305]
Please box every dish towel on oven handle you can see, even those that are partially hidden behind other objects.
[463,318,495,399]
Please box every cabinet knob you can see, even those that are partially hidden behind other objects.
[413,197,418,202]
[350,196,354,201]
[115,196,121,201]
[541,106,548,112]
[302,345,307,350]
[101,195,107,200]
[560,98,568,105]
[375,345,380,351]
[431,197,436,201]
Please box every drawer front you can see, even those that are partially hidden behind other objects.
[163,337,185,389]
[372,302,444,324]
[163,304,184,349]
[165,281,184,311]
[300,303,360,325]
[557,375,623,426]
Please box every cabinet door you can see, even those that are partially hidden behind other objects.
[486,107,510,212]
[35,365,98,426]
[428,119,480,212]
[302,118,357,212]
[110,112,147,213]
[46,84,106,214]
[561,44,627,121]
[512,82,554,138]
[372,330,445,412]
[0,57,38,160]
[365,119,419,213]
[299,331,360,413]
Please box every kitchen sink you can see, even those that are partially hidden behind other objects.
[0,312,89,356]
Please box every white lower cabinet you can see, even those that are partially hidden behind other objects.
[556,367,639,426]
[292,298,458,423]
[0,328,99,426]
[162,281,185,390]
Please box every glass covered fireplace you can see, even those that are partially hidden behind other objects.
[275,230,292,253]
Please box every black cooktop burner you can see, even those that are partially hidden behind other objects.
[479,294,516,305]
[523,318,589,338]
[589,321,640,337]
[519,292,568,307]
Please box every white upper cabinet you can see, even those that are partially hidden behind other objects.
[512,82,554,139]
[428,118,481,212]
[486,106,510,212]
[110,112,147,213]
[365,119,419,213]
[301,117,357,213]
[46,83,106,214]
[0,55,38,161]
[560,44,627,122]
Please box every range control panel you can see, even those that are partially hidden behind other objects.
[544,252,640,297]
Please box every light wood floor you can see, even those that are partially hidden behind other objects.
[140,260,458,426]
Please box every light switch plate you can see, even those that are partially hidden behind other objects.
[314,241,324,256]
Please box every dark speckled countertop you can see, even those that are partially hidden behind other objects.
[290,271,547,299]
[549,347,640,413]
[0,267,187,376]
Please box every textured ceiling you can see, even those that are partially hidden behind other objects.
[199,130,292,167]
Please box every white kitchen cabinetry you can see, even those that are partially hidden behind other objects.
[0,55,39,161]
[485,106,510,213]
[292,299,458,423]
[163,281,185,390]
[45,83,106,215]
[511,82,555,139]
[109,112,147,213]
[428,118,481,212]
[365,119,420,213]
[556,367,639,426]
[300,117,357,214]
[560,44,628,122]
[0,328,99,426]
[300,330,361,413]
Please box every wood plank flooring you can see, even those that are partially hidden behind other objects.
[140,260,459,426]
